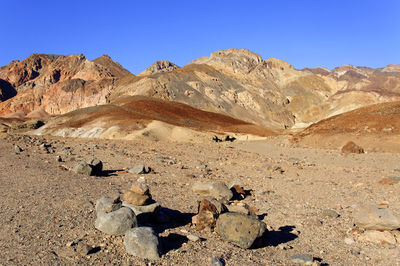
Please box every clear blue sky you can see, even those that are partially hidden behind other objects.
[2,0,399,74]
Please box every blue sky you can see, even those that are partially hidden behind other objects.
[2,0,399,74]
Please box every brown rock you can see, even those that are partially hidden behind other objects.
[231,184,246,199]
[341,141,364,154]
[192,198,227,231]
[122,191,151,206]
[130,182,150,195]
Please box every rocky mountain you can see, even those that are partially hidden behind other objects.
[138,60,180,76]
[1,49,399,131]
[0,53,133,117]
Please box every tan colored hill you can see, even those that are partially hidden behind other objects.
[33,96,275,141]
[293,101,400,152]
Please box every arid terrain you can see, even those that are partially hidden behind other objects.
[1,133,400,265]
[1,48,400,265]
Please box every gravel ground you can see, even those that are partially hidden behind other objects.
[1,134,400,265]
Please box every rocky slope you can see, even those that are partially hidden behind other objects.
[32,96,275,141]
[292,101,400,152]
[0,53,133,117]
[1,49,399,131]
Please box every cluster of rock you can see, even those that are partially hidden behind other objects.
[192,181,266,249]
[94,185,162,259]
[351,203,400,246]
[121,182,161,221]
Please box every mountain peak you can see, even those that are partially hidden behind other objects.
[139,60,180,75]
[191,48,262,74]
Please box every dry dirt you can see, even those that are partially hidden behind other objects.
[1,133,400,265]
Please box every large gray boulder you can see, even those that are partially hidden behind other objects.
[124,227,161,259]
[216,212,266,248]
[192,181,233,201]
[95,207,137,235]
[353,203,400,230]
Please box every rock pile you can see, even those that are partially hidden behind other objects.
[192,181,266,249]
[94,192,162,259]
[122,182,161,220]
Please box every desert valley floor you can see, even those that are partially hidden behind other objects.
[1,134,400,265]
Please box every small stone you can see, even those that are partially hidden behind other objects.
[359,230,396,246]
[122,191,151,206]
[321,209,340,218]
[230,185,246,199]
[130,182,150,195]
[128,164,151,174]
[14,145,23,153]
[137,176,146,183]
[290,254,314,265]
[187,234,200,242]
[341,141,364,154]
[210,257,225,266]
[344,237,355,245]
[95,207,137,236]
[192,181,233,201]
[124,227,161,259]
[72,162,94,176]
[56,155,62,162]
[89,158,103,175]
[192,198,227,230]
[216,212,266,249]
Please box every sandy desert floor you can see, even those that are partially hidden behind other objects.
[1,133,400,265]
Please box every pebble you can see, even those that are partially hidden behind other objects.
[187,234,200,242]
[290,254,314,265]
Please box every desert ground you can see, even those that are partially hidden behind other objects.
[1,132,400,265]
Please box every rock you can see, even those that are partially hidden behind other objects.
[124,227,161,259]
[122,191,151,206]
[192,198,227,230]
[89,158,103,175]
[353,203,400,230]
[216,212,266,248]
[96,196,122,214]
[290,254,314,265]
[72,162,94,176]
[341,141,364,154]
[227,202,256,216]
[130,182,150,195]
[230,185,246,199]
[359,230,396,245]
[187,234,200,242]
[95,207,137,235]
[321,209,340,218]
[344,237,355,245]
[128,164,151,174]
[192,181,233,201]
[15,145,23,153]
[56,155,62,162]
[210,257,225,266]
[122,201,161,216]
